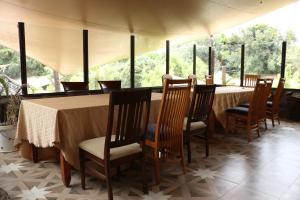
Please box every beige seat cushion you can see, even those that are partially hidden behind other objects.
[79,135,142,160]
[183,117,207,131]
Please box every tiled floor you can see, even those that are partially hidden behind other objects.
[1,120,300,200]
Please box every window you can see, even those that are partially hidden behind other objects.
[245,41,281,87]
[286,43,300,89]
[169,42,193,79]
[135,36,166,87]
[25,24,83,94]
[89,30,130,90]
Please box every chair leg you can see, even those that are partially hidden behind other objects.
[277,114,280,125]
[154,158,160,185]
[264,118,268,130]
[225,115,229,134]
[105,163,113,200]
[180,146,186,174]
[142,153,148,194]
[186,135,191,163]
[205,130,209,158]
[247,124,252,143]
[271,113,275,127]
[79,148,86,190]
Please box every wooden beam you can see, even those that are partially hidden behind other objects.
[193,44,196,75]
[281,41,286,78]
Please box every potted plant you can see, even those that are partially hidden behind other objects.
[0,74,23,152]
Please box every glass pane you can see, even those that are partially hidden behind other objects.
[245,41,282,87]
[0,21,22,95]
[286,44,300,89]
[89,30,130,89]
[195,45,209,84]
[170,42,193,79]
[214,43,241,86]
[135,36,165,87]
[25,24,83,94]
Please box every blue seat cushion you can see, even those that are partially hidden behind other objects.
[226,106,249,115]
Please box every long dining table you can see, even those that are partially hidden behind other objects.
[211,86,254,128]
[15,86,254,186]
[15,93,162,186]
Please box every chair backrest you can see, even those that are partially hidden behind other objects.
[104,88,152,159]
[258,79,273,119]
[244,74,261,87]
[154,79,192,157]
[188,74,197,87]
[98,80,121,94]
[272,78,285,113]
[248,81,267,121]
[187,85,216,129]
[205,75,213,85]
[61,82,88,92]
[161,74,172,85]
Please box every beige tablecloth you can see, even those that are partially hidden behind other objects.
[212,86,254,127]
[15,93,162,168]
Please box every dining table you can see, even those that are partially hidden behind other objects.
[211,86,254,128]
[15,93,162,186]
[14,86,253,186]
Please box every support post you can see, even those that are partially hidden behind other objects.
[18,22,28,95]
[240,44,245,87]
[83,30,89,87]
[281,41,287,78]
[208,47,212,75]
[166,40,170,74]
[193,44,196,75]
[130,35,135,88]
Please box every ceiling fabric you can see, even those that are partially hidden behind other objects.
[0,0,296,75]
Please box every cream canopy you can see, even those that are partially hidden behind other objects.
[0,0,296,75]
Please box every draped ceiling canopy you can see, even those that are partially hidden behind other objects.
[0,0,297,75]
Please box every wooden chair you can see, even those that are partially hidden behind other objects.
[145,79,192,185]
[205,75,213,85]
[257,79,273,130]
[61,81,88,92]
[244,74,261,87]
[267,78,285,127]
[98,80,121,94]
[79,88,152,200]
[225,81,267,142]
[188,74,197,87]
[184,84,216,162]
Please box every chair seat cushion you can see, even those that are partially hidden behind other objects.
[183,117,206,131]
[226,106,249,115]
[267,101,272,107]
[79,135,141,160]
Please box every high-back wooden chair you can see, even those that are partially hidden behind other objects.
[188,74,197,87]
[205,75,213,85]
[184,84,216,162]
[257,79,273,130]
[61,81,88,92]
[79,88,152,200]
[226,81,267,142]
[244,74,261,87]
[145,79,192,184]
[98,80,121,94]
[267,78,285,126]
